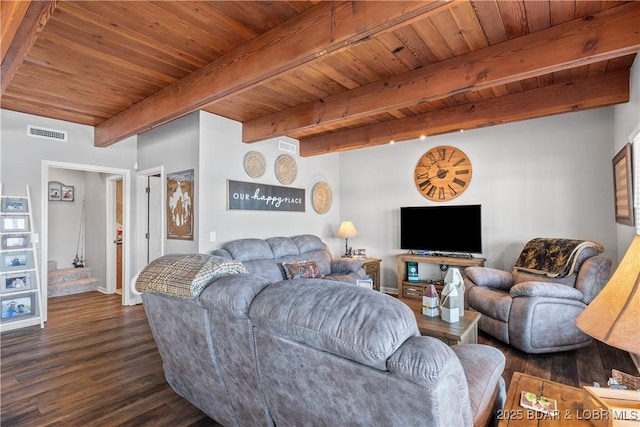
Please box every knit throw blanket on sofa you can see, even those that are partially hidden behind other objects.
[514,238,604,278]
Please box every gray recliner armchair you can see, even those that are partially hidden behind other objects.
[464,238,612,353]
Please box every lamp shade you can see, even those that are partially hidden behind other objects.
[336,221,358,238]
[575,234,640,355]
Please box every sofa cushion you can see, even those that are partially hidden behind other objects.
[282,260,324,279]
[452,344,506,427]
[222,238,274,262]
[467,287,512,323]
[266,236,300,258]
[135,254,247,298]
[291,235,333,275]
[466,267,513,290]
[199,273,272,319]
[250,280,419,370]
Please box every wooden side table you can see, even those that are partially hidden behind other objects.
[498,372,591,427]
[399,297,480,345]
[361,258,381,291]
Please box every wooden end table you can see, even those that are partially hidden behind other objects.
[498,372,592,427]
[399,297,480,345]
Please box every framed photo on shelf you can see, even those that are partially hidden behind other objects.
[1,198,27,213]
[1,234,30,250]
[1,293,36,321]
[2,272,33,292]
[61,185,74,202]
[613,143,634,225]
[48,181,62,201]
[1,251,33,272]
[0,216,29,232]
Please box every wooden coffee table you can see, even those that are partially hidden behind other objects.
[399,297,480,345]
[498,372,592,427]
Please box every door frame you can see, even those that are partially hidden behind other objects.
[133,166,165,287]
[105,175,122,295]
[41,161,132,321]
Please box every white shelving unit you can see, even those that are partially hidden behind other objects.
[0,184,44,331]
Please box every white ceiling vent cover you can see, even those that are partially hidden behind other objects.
[27,125,67,142]
[278,140,297,154]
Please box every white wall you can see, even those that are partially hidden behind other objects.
[0,109,137,306]
[198,112,343,255]
[137,112,199,254]
[339,108,617,292]
[614,57,640,258]
[47,168,86,270]
[84,172,108,289]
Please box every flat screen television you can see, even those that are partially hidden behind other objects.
[400,205,482,254]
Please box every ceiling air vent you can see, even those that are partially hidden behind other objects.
[278,140,297,154]
[27,125,67,142]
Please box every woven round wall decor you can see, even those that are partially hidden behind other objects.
[312,181,332,214]
[275,154,297,185]
[243,151,266,178]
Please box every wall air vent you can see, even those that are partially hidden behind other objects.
[27,125,67,142]
[278,140,297,154]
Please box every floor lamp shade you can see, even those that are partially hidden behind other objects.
[575,234,640,355]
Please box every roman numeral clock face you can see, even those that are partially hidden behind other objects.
[414,145,472,201]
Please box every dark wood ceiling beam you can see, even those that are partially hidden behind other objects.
[299,69,629,156]
[1,0,58,95]
[244,2,640,143]
[94,1,456,147]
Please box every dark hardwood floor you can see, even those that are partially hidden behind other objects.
[1,292,219,427]
[1,292,636,426]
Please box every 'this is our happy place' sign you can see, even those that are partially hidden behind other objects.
[227,180,305,212]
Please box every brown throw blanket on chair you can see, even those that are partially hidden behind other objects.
[514,238,604,278]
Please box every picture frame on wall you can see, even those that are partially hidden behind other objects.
[1,234,30,250]
[48,181,62,201]
[2,272,33,292]
[1,198,27,213]
[1,293,36,321]
[613,143,634,226]
[0,251,33,272]
[61,185,75,202]
[0,216,29,233]
[166,169,194,240]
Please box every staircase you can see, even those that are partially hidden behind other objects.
[48,261,99,297]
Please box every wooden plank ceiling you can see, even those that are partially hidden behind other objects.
[1,1,638,156]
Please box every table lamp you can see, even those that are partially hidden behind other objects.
[575,234,640,369]
[337,221,357,257]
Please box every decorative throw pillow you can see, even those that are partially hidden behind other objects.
[135,254,247,298]
[282,260,324,280]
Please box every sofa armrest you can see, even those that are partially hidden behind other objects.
[465,267,513,290]
[387,336,474,426]
[510,281,584,300]
[199,273,272,319]
[330,258,364,274]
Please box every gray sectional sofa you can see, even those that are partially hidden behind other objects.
[136,235,506,427]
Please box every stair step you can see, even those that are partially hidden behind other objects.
[48,267,92,285]
[48,277,99,298]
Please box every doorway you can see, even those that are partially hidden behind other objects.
[134,166,165,281]
[41,161,132,321]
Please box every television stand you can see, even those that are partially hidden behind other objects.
[396,253,485,300]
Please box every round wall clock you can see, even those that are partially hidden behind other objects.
[413,145,472,201]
